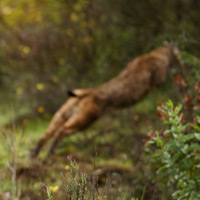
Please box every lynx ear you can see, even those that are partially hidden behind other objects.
[173,47,184,67]
[163,40,170,46]
[173,47,180,56]
[163,40,176,48]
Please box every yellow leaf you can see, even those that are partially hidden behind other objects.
[65,165,70,171]
[18,152,23,157]
[66,29,73,37]
[38,106,44,113]
[23,119,29,126]
[134,114,140,121]
[74,4,82,11]
[19,45,30,54]
[36,83,44,91]
[70,13,78,22]
[50,185,59,192]
[16,87,23,95]
[2,7,12,15]
[51,76,59,83]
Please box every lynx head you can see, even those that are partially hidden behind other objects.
[163,41,184,68]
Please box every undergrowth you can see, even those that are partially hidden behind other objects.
[42,155,138,200]
[146,100,200,200]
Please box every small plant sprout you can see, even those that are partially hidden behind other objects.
[42,183,52,200]
[67,155,71,161]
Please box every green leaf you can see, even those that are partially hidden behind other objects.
[147,140,154,145]
[194,133,200,141]
[197,116,200,124]
[167,100,174,109]
[156,139,164,147]
[181,157,192,169]
[186,143,200,152]
[194,125,200,131]
[156,165,168,174]
[164,129,171,135]
[180,144,189,154]
[165,140,176,150]
[152,150,163,158]
[171,152,183,164]
[181,134,194,142]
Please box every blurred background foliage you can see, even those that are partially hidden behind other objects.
[0,0,200,199]
[0,0,200,116]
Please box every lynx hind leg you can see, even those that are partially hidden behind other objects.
[47,98,101,155]
[30,130,55,158]
[31,112,66,158]
[48,127,78,155]
[31,98,79,158]
[46,97,79,134]
[47,115,84,155]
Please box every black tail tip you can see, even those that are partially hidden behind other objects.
[67,89,76,97]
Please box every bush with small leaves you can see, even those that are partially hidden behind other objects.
[42,155,138,200]
[146,100,200,200]
[65,155,88,200]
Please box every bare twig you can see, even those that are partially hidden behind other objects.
[1,106,22,200]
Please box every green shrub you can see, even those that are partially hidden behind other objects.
[146,100,200,200]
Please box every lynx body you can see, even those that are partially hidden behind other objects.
[31,43,182,158]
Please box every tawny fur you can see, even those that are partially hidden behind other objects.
[31,42,183,158]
